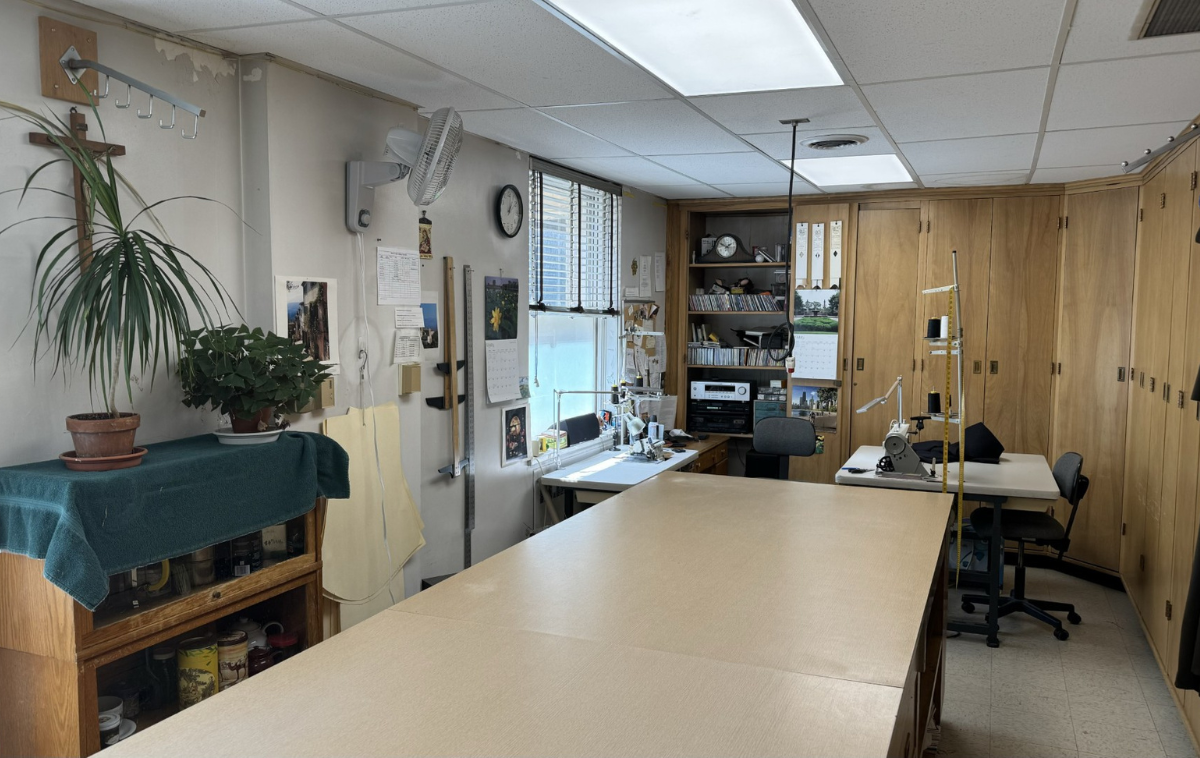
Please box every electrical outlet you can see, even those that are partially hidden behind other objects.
[320,377,335,407]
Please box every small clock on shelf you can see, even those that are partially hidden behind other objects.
[700,233,752,263]
[495,184,523,238]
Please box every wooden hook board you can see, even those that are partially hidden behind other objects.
[39,16,98,105]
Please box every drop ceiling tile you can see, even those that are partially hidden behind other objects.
[921,171,1029,187]
[808,0,1061,84]
[899,134,1037,175]
[862,68,1048,142]
[189,21,517,111]
[291,0,470,15]
[648,153,792,185]
[1048,53,1200,130]
[78,0,313,32]
[341,0,669,106]
[744,127,892,159]
[556,157,695,187]
[713,181,821,197]
[1031,165,1127,183]
[1039,121,1192,169]
[638,184,730,199]
[544,100,748,155]
[689,87,872,136]
[1063,0,1200,63]
[461,109,630,159]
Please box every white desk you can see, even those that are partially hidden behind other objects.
[541,446,698,516]
[835,446,1059,499]
[837,445,1059,647]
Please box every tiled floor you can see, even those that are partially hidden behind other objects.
[939,565,1199,758]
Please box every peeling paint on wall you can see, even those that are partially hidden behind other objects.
[154,38,236,79]
[243,68,263,83]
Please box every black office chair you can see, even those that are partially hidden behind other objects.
[961,452,1089,640]
[745,417,816,479]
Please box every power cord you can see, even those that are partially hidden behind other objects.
[768,120,803,365]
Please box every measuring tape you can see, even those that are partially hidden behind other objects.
[943,288,962,586]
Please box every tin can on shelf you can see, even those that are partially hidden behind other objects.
[176,635,219,709]
[217,630,249,690]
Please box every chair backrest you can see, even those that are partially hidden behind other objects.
[753,417,816,458]
[1053,452,1084,503]
[1052,452,1087,552]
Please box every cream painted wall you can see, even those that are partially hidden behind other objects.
[0,0,244,464]
[0,0,666,625]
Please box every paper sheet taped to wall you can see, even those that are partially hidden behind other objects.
[321,404,424,606]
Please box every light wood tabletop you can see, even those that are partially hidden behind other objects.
[836,445,1060,500]
[109,473,953,757]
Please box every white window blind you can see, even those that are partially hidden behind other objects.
[529,168,621,314]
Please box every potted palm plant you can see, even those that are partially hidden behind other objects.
[180,325,331,439]
[1,101,233,468]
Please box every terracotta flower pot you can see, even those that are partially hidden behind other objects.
[230,407,274,434]
[65,413,140,458]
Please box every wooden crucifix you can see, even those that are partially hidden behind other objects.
[27,108,125,270]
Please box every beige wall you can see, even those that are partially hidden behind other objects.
[0,0,664,625]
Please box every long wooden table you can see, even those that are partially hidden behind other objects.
[109,473,954,757]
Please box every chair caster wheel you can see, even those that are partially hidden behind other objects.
[1054,628,1069,641]
[1067,612,1081,625]
[962,601,975,614]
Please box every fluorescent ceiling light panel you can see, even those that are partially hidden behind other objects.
[783,154,911,186]
[544,0,842,96]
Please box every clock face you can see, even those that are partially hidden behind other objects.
[715,235,738,258]
[497,185,523,238]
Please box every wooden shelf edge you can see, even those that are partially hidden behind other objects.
[686,364,787,371]
[80,557,318,662]
[689,262,786,269]
[688,311,785,316]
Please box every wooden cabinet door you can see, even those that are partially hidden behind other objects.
[983,196,1060,457]
[1167,142,1200,688]
[850,208,921,451]
[1052,187,1138,572]
[918,199,992,441]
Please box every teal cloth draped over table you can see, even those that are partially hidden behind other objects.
[0,432,349,610]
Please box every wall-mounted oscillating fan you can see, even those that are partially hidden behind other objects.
[345,107,463,233]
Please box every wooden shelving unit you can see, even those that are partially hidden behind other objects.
[688,310,784,316]
[686,364,787,371]
[688,261,785,269]
[0,502,326,757]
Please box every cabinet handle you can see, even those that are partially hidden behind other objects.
[856,358,864,371]
[212,590,222,599]
[973,360,982,374]
[989,360,999,375]
[1117,367,1126,382]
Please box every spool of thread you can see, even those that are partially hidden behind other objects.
[926,318,940,339]
[939,315,950,339]
[928,390,941,415]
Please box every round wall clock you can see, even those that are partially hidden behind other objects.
[701,233,749,262]
[496,184,523,238]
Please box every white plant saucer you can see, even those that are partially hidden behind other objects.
[213,428,285,445]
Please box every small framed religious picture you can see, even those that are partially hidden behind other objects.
[502,404,529,467]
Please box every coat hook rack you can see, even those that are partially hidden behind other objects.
[1122,123,1200,174]
[57,45,206,140]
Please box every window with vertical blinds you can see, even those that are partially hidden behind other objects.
[528,166,621,313]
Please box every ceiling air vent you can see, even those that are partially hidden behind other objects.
[801,134,868,151]
[1140,0,1200,38]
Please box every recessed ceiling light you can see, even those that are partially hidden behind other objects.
[541,0,843,96]
[783,154,911,187]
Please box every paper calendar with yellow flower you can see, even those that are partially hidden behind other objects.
[484,276,521,403]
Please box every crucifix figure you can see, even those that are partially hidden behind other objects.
[27,107,125,270]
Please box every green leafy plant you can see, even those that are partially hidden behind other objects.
[0,99,233,416]
[180,325,331,420]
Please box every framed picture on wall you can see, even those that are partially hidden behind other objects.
[502,404,529,467]
[274,276,340,375]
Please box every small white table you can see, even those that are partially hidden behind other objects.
[836,445,1059,647]
[541,446,699,516]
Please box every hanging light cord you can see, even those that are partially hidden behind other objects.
[767,120,801,362]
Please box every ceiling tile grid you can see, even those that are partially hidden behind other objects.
[73,0,1200,197]
[460,108,632,159]
[189,20,518,112]
[900,134,1039,176]
[712,181,821,197]
[688,86,874,136]
[544,100,751,156]
[341,0,670,107]
[807,0,1062,84]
